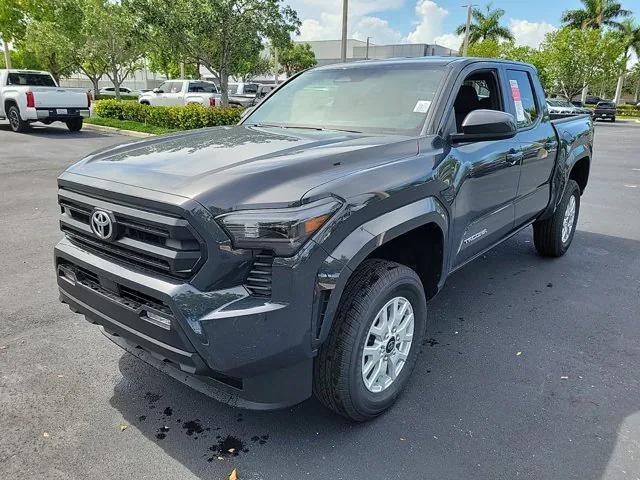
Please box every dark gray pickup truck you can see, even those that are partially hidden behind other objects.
[55,57,593,421]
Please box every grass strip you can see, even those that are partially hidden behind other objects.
[85,116,177,135]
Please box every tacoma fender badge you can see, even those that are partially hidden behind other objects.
[463,229,487,245]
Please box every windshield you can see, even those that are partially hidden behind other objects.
[245,64,446,135]
[7,72,56,87]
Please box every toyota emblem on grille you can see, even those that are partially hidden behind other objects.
[90,209,117,241]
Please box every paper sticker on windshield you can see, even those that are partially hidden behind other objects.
[509,79,526,122]
[413,100,431,113]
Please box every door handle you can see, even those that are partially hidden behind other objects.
[506,150,524,165]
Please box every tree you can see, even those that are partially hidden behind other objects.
[465,40,552,90]
[279,42,316,77]
[85,0,145,100]
[466,39,501,58]
[613,19,640,103]
[540,28,625,101]
[0,0,26,68]
[20,0,83,83]
[234,54,273,82]
[132,0,300,105]
[561,0,631,29]
[455,4,514,45]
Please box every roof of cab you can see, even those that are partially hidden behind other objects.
[314,56,533,71]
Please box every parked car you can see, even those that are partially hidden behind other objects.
[229,84,275,108]
[0,69,90,132]
[593,101,617,122]
[585,95,604,105]
[569,100,592,114]
[98,86,137,97]
[138,80,221,107]
[547,99,578,117]
[54,58,593,421]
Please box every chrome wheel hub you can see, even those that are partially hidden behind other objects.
[561,195,576,244]
[361,296,414,393]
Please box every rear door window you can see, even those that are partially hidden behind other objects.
[505,70,539,128]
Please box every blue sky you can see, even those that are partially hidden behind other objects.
[289,0,640,49]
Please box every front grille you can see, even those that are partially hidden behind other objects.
[245,252,274,296]
[58,188,204,279]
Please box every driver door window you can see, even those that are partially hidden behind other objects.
[453,70,503,132]
[164,81,184,106]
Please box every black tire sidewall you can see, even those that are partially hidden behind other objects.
[558,182,580,253]
[66,118,83,132]
[8,106,22,132]
[347,274,426,418]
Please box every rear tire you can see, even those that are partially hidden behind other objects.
[611,117,616,123]
[533,179,580,257]
[313,259,427,422]
[66,118,83,132]
[8,105,29,133]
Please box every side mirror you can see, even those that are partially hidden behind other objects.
[451,110,517,143]
[153,88,162,94]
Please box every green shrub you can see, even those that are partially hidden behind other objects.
[93,99,243,131]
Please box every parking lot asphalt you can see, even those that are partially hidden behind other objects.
[1,120,639,480]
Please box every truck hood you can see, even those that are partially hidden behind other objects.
[67,125,419,211]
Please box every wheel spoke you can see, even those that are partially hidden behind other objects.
[366,358,385,389]
[361,296,416,393]
[387,355,398,380]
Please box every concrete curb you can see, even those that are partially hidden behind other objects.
[83,122,156,138]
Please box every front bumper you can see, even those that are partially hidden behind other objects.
[55,237,314,410]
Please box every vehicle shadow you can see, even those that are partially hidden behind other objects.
[110,228,640,480]
[0,121,111,139]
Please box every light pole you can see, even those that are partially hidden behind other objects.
[341,0,348,62]
[462,4,474,57]
[365,36,371,60]
[2,39,11,69]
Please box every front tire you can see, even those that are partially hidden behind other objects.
[8,105,29,133]
[313,259,427,422]
[66,118,83,132]
[533,179,580,257]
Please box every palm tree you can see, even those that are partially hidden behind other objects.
[614,19,640,103]
[561,0,632,29]
[455,4,514,45]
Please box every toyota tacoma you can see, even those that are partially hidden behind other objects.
[55,58,593,421]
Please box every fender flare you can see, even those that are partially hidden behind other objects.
[539,143,591,221]
[312,197,448,347]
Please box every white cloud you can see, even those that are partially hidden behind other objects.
[405,0,449,44]
[353,17,404,44]
[509,19,556,48]
[433,33,463,51]
[293,0,406,44]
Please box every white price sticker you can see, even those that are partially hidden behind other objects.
[413,100,432,113]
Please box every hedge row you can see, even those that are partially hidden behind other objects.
[615,105,640,117]
[93,99,243,130]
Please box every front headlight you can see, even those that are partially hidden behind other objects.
[216,199,341,256]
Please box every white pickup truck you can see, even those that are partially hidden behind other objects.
[138,79,221,107]
[0,70,91,133]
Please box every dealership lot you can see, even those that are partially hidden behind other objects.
[1,121,639,479]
